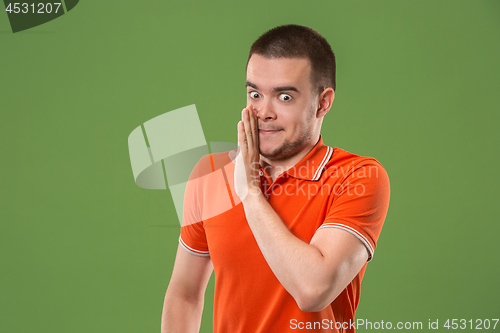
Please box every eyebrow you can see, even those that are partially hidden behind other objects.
[246,81,300,93]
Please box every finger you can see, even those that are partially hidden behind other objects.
[242,108,253,150]
[248,105,258,148]
[237,120,247,154]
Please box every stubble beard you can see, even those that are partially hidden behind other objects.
[259,109,315,162]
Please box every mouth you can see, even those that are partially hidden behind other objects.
[259,129,282,135]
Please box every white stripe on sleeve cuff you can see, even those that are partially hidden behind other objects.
[179,236,210,257]
[317,223,374,261]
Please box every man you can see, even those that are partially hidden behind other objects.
[162,24,390,332]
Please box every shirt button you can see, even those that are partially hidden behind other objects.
[259,170,264,176]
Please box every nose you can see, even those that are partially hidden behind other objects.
[254,99,276,121]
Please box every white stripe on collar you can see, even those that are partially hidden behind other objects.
[312,146,333,181]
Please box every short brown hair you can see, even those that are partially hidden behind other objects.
[247,24,336,94]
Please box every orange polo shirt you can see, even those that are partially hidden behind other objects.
[179,136,390,332]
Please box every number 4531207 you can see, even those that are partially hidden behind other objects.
[443,319,498,330]
[5,3,62,14]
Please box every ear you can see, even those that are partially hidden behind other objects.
[316,87,335,118]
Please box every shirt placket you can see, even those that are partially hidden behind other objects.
[259,167,289,200]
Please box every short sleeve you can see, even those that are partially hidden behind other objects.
[179,155,212,257]
[318,160,390,261]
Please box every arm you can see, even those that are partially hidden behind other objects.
[161,244,213,333]
[242,195,368,312]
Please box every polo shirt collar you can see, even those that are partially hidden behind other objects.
[283,135,334,181]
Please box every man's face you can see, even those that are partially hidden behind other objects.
[246,54,318,161]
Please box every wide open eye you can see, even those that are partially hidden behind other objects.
[279,93,292,102]
[249,91,261,99]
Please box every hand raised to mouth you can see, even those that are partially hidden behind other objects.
[234,105,263,201]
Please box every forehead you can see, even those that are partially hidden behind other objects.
[246,54,312,91]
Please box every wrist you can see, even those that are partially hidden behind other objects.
[242,189,265,207]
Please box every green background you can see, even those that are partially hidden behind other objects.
[1,1,499,332]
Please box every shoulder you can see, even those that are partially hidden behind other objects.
[189,150,236,181]
[326,146,387,171]
[323,146,389,183]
